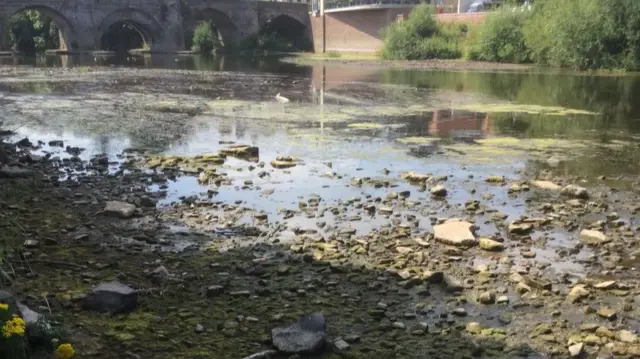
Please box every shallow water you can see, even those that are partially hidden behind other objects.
[2,53,640,277]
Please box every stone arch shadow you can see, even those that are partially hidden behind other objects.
[183,7,240,50]
[259,14,313,52]
[97,9,164,51]
[6,5,78,51]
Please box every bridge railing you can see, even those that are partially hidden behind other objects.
[322,0,425,11]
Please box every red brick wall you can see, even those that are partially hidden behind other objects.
[312,10,487,53]
[436,12,487,25]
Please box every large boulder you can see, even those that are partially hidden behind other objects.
[434,220,477,247]
[83,281,138,314]
[271,312,326,354]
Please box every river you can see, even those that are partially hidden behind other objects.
[1,53,640,358]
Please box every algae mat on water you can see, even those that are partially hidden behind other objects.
[455,104,598,116]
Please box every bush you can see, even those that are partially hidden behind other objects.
[381,5,463,60]
[471,8,530,63]
[521,0,640,70]
[191,22,219,54]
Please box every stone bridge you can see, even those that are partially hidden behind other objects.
[0,0,312,52]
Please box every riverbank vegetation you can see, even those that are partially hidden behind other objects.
[383,0,640,71]
[7,10,59,55]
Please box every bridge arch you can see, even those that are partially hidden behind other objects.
[259,14,312,52]
[183,7,240,50]
[7,6,77,52]
[97,8,163,52]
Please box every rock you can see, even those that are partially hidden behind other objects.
[148,266,170,283]
[596,327,615,338]
[524,277,552,291]
[580,229,609,246]
[103,201,137,218]
[597,307,617,321]
[496,295,509,304]
[401,172,430,182]
[271,313,326,354]
[220,145,259,158]
[451,308,467,317]
[0,166,35,178]
[392,321,405,329]
[433,220,477,247]
[567,285,590,303]
[478,291,495,304]
[561,185,589,199]
[83,281,138,314]
[271,156,297,169]
[618,330,638,343]
[594,280,617,289]
[485,176,505,183]
[515,282,532,294]
[547,156,563,167]
[479,237,504,251]
[333,339,350,350]
[442,274,464,292]
[531,180,561,190]
[23,239,39,248]
[568,343,583,357]
[195,324,205,334]
[466,322,484,334]
[48,140,64,147]
[430,185,447,197]
[508,222,533,235]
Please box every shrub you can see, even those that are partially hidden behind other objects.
[521,0,640,70]
[471,8,530,63]
[381,5,463,60]
[191,22,219,54]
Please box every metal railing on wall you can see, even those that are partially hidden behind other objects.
[323,0,425,11]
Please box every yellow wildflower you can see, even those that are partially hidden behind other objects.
[2,315,26,338]
[0,303,8,310]
[55,343,75,359]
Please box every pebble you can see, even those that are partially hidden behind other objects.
[334,339,350,350]
[568,342,583,357]
[430,185,447,196]
[392,321,406,329]
[195,324,205,333]
[597,307,617,321]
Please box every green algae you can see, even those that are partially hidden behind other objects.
[456,103,598,116]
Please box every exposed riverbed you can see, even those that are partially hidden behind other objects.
[1,54,640,359]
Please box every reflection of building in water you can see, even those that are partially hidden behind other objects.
[427,109,491,138]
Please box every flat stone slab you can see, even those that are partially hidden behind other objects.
[271,312,326,354]
[103,201,137,218]
[530,180,561,190]
[434,220,477,247]
[580,229,609,246]
[83,281,138,314]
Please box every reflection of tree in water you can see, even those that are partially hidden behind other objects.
[380,70,640,134]
[219,123,233,136]
[234,122,247,138]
